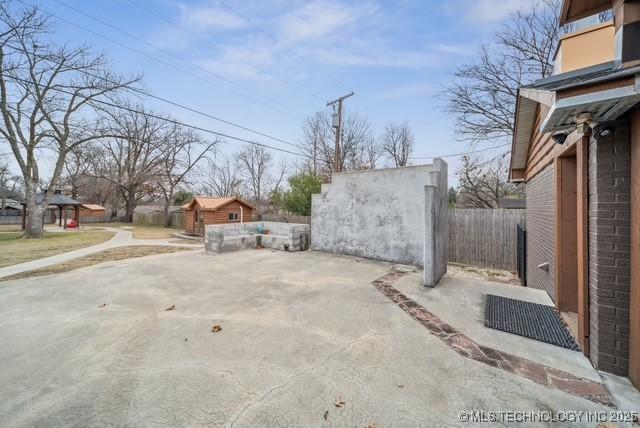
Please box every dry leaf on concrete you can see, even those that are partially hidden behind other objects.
[211,324,222,333]
[323,410,329,420]
[165,305,176,311]
[334,398,345,408]
[98,303,107,308]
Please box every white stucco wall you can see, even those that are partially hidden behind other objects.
[311,159,447,285]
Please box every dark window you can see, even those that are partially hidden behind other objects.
[194,210,199,223]
[228,212,239,222]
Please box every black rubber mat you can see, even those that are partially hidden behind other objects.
[484,294,580,351]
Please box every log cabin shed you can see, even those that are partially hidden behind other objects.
[509,0,640,387]
[182,196,255,235]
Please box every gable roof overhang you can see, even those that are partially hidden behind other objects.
[510,94,536,181]
[510,63,640,182]
[560,0,611,26]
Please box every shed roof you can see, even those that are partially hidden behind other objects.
[81,204,106,211]
[183,196,255,211]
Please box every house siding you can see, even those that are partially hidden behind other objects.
[588,124,632,375]
[526,164,556,298]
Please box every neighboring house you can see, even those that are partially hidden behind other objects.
[79,204,106,218]
[509,0,640,386]
[0,198,21,215]
[182,197,255,235]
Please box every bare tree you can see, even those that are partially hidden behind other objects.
[156,127,217,226]
[456,152,523,208]
[199,157,242,197]
[61,144,99,199]
[355,137,382,170]
[338,113,375,171]
[298,112,327,176]
[0,4,138,236]
[94,104,171,222]
[381,122,414,167]
[298,111,374,176]
[444,0,562,142]
[237,144,271,214]
[271,158,289,195]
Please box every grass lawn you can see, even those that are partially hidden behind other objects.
[88,222,180,239]
[0,245,193,281]
[0,231,115,268]
[0,224,22,232]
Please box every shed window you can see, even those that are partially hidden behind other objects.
[194,210,199,224]
[228,212,239,222]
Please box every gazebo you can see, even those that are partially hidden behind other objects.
[21,191,82,230]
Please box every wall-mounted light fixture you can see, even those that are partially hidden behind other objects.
[593,124,613,139]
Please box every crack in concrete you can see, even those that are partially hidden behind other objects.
[227,332,389,427]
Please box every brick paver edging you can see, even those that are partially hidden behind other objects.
[372,268,614,407]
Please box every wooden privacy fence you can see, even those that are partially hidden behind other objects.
[448,208,526,271]
[259,214,311,224]
[132,211,183,228]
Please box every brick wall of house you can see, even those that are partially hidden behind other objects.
[526,164,556,298]
[588,124,632,375]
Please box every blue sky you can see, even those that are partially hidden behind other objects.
[12,0,535,184]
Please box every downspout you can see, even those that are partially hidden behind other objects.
[239,206,243,223]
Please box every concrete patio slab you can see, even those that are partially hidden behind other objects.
[393,272,601,383]
[0,250,622,427]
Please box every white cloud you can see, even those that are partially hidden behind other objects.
[308,46,437,69]
[197,41,278,83]
[431,43,474,57]
[158,0,462,84]
[463,0,534,23]
[176,3,248,32]
[279,1,378,43]
[379,83,433,100]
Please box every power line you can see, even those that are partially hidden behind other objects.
[22,0,306,121]
[50,0,305,119]
[5,70,515,164]
[8,75,309,159]
[217,0,353,93]
[410,143,511,160]
[4,42,301,150]
[8,74,515,167]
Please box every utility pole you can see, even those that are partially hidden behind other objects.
[326,91,354,173]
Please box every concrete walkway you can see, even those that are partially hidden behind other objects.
[0,227,201,279]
